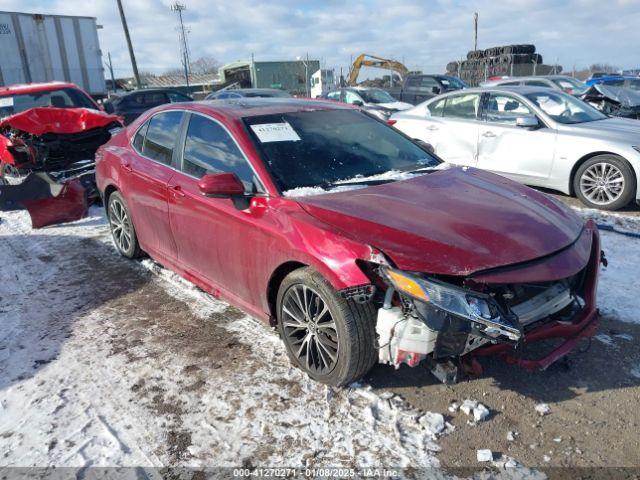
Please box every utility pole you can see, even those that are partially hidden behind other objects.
[171,2,190,89]
[106,52,116,94]
[473,12,478,51]
[116,0,141,88]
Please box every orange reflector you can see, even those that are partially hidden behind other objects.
[387,270,429,301]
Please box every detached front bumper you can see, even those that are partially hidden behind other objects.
[375,220,603,377]
[470,221,602,371]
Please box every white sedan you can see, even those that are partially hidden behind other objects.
[389,86,640,210]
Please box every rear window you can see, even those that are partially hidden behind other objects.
[0,87,97,118]
[141,111,183,165]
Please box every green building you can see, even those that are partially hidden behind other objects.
[219,59,321,96]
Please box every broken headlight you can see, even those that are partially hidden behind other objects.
[383,268,520,341]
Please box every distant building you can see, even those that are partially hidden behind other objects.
[219,59,321,96]
[110,73,221,97]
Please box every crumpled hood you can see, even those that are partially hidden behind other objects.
[297,168,584,275]
[0,107,122,135]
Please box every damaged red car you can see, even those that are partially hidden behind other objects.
[96,98,603,386]
[0,82,122,227]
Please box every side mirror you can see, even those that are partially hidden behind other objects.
[103,101,115,114]
[198,172,245,197]
[516,116,540,128]
[431,86,441,94]
[352,100,364,106]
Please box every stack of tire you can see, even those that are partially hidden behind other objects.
[446,44,561,86]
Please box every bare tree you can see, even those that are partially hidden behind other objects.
[190,56,221,75]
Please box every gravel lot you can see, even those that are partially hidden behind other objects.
[1,193,639,473]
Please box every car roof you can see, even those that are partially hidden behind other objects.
[215,88,287,95]
[121,88,185,97]
[0,81,81,96]
[181,98,353,119]
[448,86,555,95]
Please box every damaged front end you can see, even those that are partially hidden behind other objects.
[581,84,640,120]
[0,107,122,227]
[368,221,602,383]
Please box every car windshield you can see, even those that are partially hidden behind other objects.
[524,91,607,124]
[437,76,466,90]
[0,87,97,118]
[244,109,440,195]
[356,89,396,104]
[551,77,588,95]
[623,79,640,90]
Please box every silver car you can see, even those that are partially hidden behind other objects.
[390,87,640,210]
[480,75,588,97]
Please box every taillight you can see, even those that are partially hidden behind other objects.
[387,119,397,126]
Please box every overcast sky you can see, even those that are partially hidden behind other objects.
[5,0,640,78]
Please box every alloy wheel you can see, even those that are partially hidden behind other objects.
[1,163,29,185]
[579,162,625,206]
[281,284,339,374]
[109,198,133,253]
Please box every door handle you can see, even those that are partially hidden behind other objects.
[121,163,132,173]
[168,184,185,197]
[426,125,439,131]
[482,131,496,138]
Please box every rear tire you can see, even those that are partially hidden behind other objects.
[107,191,142,258]
[573,155,636,211]
[276,267,377,387]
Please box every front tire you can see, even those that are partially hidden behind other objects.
[276,267,377,387]
[574,155,636,210]
[107,191,142,258]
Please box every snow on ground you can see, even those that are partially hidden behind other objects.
[0,207,444,468]
[0,202,638,470]
[568,204,640,325]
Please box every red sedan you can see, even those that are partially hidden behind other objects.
[96,98,602,386]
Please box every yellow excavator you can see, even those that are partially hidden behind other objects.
[347,54,410,86]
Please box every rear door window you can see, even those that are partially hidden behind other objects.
[143,92,168,108]
[442,93,481,120]
[142,111,183,165]
[427,97,446,117]
[181,114,256,190]
[523,79,551,87]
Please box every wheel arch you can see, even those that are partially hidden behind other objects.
[569,151,636,195]
[103,183,119,213]
[266,261,308,325]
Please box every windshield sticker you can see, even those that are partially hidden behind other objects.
[0,97,14,108]
[250,122,301,143]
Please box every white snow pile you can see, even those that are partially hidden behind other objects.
[459,399,490,423]
[534,403,551,416]
[476,449,493,462]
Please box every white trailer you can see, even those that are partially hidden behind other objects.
[0,11,106,97]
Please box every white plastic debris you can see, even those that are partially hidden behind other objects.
[477,449,493,462]
[535,403,551,416]
[543,455,551,462]
[448,401,459,413]
[507,431,516,442]
[473,403,490,422]
[418,412,445,435]
[553,437,562,443]
[460,399,477,415]
[460,399,490,423]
